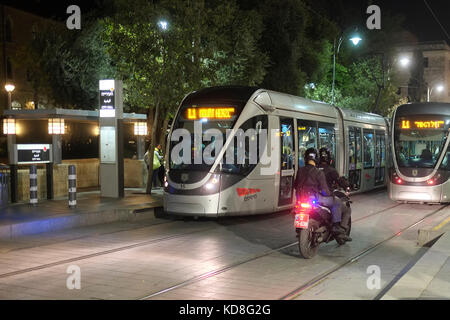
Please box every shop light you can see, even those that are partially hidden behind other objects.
[48,118,65,135]
[134,122,147,136]
[2,118,16,135]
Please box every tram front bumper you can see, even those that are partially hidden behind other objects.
[163,192,220,217]
[389,183,443,203]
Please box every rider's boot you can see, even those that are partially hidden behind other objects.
[332,223,352,244]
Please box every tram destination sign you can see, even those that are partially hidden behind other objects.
[17,144,52,164]
[401,120,446,130]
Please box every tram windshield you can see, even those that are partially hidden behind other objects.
[169,105,242,172]
[394,116,450,169]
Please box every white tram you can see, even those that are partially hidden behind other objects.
[163,86,389,217]
[389,103,450,204]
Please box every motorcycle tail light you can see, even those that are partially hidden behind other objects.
[396,178,403,184]
[427,179,435,185]
[300,203,311,209]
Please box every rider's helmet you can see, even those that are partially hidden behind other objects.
[304,148,319,165]
[319,147,332,165]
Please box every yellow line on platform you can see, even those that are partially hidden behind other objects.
[432,216,450,231]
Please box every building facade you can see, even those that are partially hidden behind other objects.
[0,5,54,115]
[395,41,450,103]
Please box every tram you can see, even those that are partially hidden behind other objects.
[389,103,450,204]
[163,86,389,217]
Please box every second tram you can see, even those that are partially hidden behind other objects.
[389,103,450,204]
[164,86,389,217]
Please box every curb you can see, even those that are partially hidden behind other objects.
[418,216,450,246]
[0,204,163,240]
[381,232,450,300]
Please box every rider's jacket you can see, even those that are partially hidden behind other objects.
[295,164,332,199]
[319,164,350,191]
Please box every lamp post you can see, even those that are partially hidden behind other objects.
[4,83,15,110]
[331,33,362,105]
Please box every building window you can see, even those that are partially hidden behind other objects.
[6,58,13,79]
[423,57,429,68]
[5,17,12,42]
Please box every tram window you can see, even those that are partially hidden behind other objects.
[440,146,450,170]
[280,118,294,171]
[298,121,317,167]
[348,127,362,170]
[221,115,268,175]
[319,124,336,164]
[348,128,356,170]
[355,128,362,167]
[363,130,375,169]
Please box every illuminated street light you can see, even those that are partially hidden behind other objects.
[349,36,362,46]
[399,57,411,68]
[332,32,362,105]
[158,20,168,30]
[4,83,15,110]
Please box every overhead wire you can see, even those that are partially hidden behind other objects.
[423,0,450,42]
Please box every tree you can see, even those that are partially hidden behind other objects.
[103,0,268,193]
[23,16,114,109]
[253,0,338,96]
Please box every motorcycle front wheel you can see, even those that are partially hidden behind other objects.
[298,219,320,259]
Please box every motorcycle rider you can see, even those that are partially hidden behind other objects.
[318,147,352,240]
[294,148,351,245]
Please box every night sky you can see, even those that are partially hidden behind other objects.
[1,0,449,43]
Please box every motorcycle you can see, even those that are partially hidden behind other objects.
[294,190,352,259]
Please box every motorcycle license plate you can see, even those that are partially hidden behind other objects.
[294,213,309,229]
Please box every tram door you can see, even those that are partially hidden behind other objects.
[348,127,362,190]
[279,118,295,207]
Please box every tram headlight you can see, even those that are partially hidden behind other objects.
[204,174,220,193]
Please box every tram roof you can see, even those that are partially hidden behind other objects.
[396,103,450,117]
[264,89,386,126]
[182,86,386,126]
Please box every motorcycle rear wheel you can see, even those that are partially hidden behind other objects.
[298,219,320,259]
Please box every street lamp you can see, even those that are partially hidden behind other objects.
[332,32,362,105]
[158,20,168,31]
[399,57,411,68]
[4,83,15,110]
[427,84,445,102]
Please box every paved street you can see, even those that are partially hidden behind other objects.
[0,189,448,300]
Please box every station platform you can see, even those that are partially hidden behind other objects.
[382,209,450,300]
[0,188,163,240]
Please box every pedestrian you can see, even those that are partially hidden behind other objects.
[152,145,163,188]
[156,144,165,185]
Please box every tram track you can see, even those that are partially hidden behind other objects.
[139,202,406,300]
[0,201,402,283]
[280,204,449,300]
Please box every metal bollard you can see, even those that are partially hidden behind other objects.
[68,165,77,208]
[29,165,38,205]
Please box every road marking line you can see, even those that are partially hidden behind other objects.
[432,216,450,231]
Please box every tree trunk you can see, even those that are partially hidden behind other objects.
[160,116,170,153]
[146,101,160,194]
